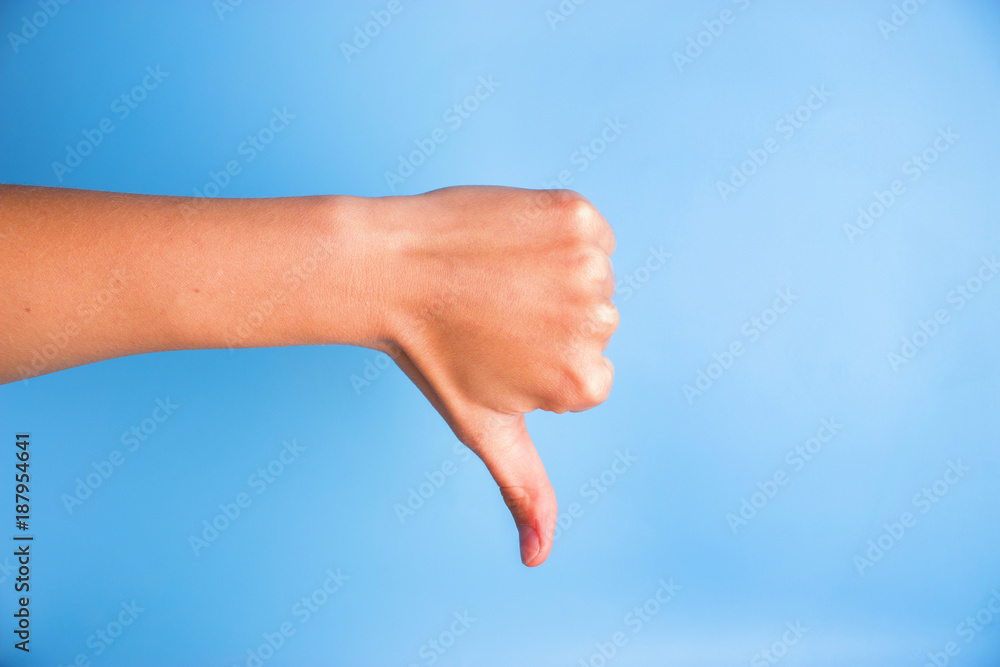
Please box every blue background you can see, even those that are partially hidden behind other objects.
[2,1,1000,665]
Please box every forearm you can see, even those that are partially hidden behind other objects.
[1,185,389,383]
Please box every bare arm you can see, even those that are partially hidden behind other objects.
[0,184,618,566]
[1,185,389,378]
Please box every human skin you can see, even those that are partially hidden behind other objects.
[0,184,618,566]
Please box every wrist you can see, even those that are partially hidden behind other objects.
[163,193,401,355]
[303,193,399,351]
[355,193,451,358]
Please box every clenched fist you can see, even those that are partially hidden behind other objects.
[0,184,618,566]
[371,187,618,566]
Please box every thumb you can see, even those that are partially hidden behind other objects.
[472,413,558,567]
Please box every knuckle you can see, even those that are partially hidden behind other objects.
[499,485,533,513]
[560,196,598,235]
[568,245,609,286]
[579,366,612,405]
[578,300,617,338]
[563,364,611,407]
[594,300,619,336]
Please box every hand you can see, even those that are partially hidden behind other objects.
[374,186,618,566]
[0,184,618,567]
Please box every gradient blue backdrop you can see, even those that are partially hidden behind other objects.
[2,1,1000,665]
